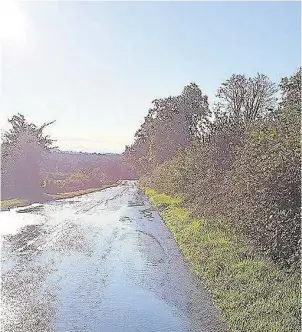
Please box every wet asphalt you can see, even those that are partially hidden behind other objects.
[0,180,226,332]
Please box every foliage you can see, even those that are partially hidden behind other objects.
[0,199,29,211]
[230,104,301,270]
[44,168,112,193]
[129,69,301,272]
[1,114,132,199]
[1,114,56,200]
[144,188,301,332]
[215,73,277,125]
[124,83,211,175]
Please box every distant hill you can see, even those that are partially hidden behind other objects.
[53,149,120,156]
[43,149,137,181]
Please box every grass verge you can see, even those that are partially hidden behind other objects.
[1,183,120,211]
[143,186,301,332]
[46,183,119,200]
[0,199,29,211]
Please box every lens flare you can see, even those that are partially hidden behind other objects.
[0,1,29,45]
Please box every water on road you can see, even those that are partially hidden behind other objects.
[0,181,226,332]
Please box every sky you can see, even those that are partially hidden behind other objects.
[0,1,300,153]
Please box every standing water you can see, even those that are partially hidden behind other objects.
[1,181,226,332]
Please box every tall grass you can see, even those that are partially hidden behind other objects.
[144,187,301,332]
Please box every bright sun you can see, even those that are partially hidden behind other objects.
[0,1,29,44]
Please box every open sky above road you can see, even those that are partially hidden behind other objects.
[1,1,300,153]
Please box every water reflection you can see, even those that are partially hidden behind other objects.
[1,182,226,332]
[1,258,59,332]
[16,205,45,214]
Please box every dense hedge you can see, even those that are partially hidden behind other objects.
[229,107,301,271]
[140,69,301,272]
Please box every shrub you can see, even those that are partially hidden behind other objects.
[230,107,301,271]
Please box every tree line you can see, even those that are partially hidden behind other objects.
[1,114,136,201]
[124,68,301,272]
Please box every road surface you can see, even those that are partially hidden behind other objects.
[1,181,226,332]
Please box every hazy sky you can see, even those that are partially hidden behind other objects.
[0,1,300,153]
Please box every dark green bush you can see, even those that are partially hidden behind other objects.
[136,69,301,272]
[230,107,300,271]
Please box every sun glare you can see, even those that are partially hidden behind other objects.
[0,1,29,44]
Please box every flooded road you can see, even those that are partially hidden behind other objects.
[1,181,226,332]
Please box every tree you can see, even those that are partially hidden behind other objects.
[92,167,107,184]
[133,69,300,272]
[215,73,277,126]
[124,83,211,175]
[181,83,211,141]
[279,67,301,110]
[1,113,56,200]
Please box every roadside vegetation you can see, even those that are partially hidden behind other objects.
[45,184,117,200]
[0,199,29,211]
[144,188,300,332]
[1,114,135,211]
[125,68,301,329]
[1,183,120,211]
[45,182,120,201]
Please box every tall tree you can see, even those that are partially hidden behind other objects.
[1,113,56,200]
[125,83,211,175]
[215,73,277,126]
[279,67,301,111]
[181,82,211,141]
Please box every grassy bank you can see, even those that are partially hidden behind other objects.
[46,183,119,200]
[0,199,29,211]
[143,187,300,332]
[1,183,120,211]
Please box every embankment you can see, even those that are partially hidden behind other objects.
[143,187,300,332]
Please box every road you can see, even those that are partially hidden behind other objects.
[1,181,226,332]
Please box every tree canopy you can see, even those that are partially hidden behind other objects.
[1,113,56,200]
[126,68,301,272]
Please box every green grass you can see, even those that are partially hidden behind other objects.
[0,199,29,211]
[143,186,301,332]
[144,187,182,208]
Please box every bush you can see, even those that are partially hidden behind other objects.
[133,69,301,272]
[230,107,301,271]
[146,106,301,272]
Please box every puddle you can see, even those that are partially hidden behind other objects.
[16,205,45,214]
[128,201,144,207]
[140,208,154,220]
[49,200,82,206]
[119,216,132,223]
[3,224,48,255]
[119,229,166,266]
[1,180,226,332]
